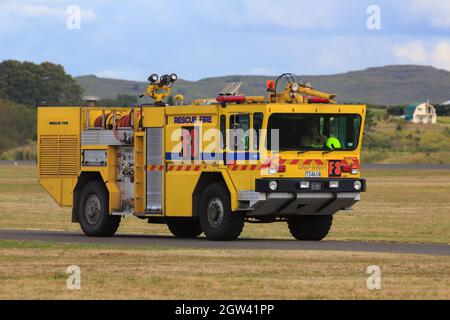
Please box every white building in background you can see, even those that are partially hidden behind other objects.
[405,102,437,124]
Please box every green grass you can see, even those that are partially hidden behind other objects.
[362,117,450,164]
[438,116,450,124]
[0,239,449,299]
[0,239,173,251]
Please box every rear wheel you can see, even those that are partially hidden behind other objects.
[167,219,203,238]
[287,215,333,241]
[199,183,244,241]
[78,180,121,237]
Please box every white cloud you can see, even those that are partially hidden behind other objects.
[250,67,273,75]
[431,42,450,70]
[410,0,450,27]
[96,70,124,79]
[0,2,96,23]
[393,40,450,70]
[95,69,147,81]
[392,41,428,64]
[0,2,96,36]
[239,0,338,28]
[193,0,340,29]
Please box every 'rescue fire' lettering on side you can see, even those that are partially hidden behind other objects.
[174,116,212,124]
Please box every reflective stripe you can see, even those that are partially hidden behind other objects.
[146,165,164,171]
[303,159,324,165]
[148,157,332,171]
[165,152,259,161]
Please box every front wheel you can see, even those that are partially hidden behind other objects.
[78,180,121,237]
[287,215,333,241]
[199,183,244,241]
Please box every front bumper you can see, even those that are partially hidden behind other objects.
[255,178,366,193]
[238,179,366,217]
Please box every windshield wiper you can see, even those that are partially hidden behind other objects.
[279,148,302,151]
[278,148,325,154]
[279,149,312,154]
[323,149,347,155]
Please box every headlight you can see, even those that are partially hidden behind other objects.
[170,73,178,82]
[269,181,278,191]
[354,181,362,191]
[291,82,299,92]
[300,181,310,189]
[329,181,339,189]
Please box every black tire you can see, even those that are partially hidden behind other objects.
[78,180,121,237]
[287,215,333,241]
[199,183,244,241]
[167,218,203,238]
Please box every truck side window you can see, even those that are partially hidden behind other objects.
[253,113,263,150]
[220,115,226,150]
[181,126,199,161]
[229,114,250,151]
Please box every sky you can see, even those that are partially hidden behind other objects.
[1,0,450,81]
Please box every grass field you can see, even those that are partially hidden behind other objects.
[0,164,449,299]
[0,240,449,300]
[362,115,450,164]
[438,117,450,125]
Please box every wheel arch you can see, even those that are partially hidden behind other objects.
[72,171,105,223]
[192,171,237,217]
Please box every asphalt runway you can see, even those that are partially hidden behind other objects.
[0,229,448,256]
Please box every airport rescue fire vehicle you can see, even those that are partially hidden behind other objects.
[37,73,366,241]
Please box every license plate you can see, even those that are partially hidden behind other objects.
[311,182,322,191]
[306,171,321,178]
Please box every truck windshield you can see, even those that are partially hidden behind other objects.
[267,114,362,151]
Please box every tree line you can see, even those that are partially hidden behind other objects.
[385,104,450,117]
[0,60,86,159]
[0,60,83,106]
[0,60,145,159]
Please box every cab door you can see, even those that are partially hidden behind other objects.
[225,113,250,164]
[224,112,253,190]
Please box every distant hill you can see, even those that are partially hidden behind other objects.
[76,65,450,106]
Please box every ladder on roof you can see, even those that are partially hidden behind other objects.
[219,82,243,96]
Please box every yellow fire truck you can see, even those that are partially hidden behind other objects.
[37,73,366,241]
